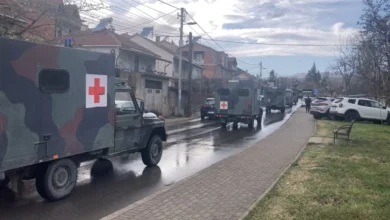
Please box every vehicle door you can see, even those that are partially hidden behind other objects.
[369,100,387,120]
[114,90,143,153]
[356,99,371,118]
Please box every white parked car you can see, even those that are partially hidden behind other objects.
[330,97,390,123]
[310,97,335,119]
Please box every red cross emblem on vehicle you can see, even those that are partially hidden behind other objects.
[86,74,108,108]
[89,78,105,103]
[220,101,228,110]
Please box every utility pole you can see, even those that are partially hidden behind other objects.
[177,7,185,115]
[259,62,262,78]
[186,32,193,117]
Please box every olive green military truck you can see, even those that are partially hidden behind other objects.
[264,86,286,113]
[214,79,263,129]
[0,38,167,201]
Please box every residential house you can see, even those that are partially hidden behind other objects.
[0,0,82,42]
[181,43,235,79]
[234,68,256,80]
[129,33,204,115]
[57,27,172,116]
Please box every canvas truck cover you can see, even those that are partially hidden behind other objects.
[215,79,261,116]
[0,38,116,173]
[264,86,285,107]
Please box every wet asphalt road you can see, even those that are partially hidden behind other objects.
[0,106,299,220]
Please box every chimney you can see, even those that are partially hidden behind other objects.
[156,36,160,43]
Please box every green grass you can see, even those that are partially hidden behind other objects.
[246,121,390,220]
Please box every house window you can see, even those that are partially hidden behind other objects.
[145,79,162,89]
[194,52,204,62]
[39,69,70,93]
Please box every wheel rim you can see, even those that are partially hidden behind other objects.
[52,166,70,189]
[150,141,161,159]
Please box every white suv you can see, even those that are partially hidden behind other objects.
[310,97,335,119]
[330,97,390,123]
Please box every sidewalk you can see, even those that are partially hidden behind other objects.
[102,109,315,220]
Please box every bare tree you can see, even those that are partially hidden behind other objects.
[0,0,105,42]
[328,36,359,95]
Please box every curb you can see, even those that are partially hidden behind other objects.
[101,109,301,220]
[239,116,317,220]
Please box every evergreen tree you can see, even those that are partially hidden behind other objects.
[305,63,322,88]
[268,70,277,82]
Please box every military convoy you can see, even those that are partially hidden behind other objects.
[0,38,167,201]
[214,79,263,129]
[264,86,286,113]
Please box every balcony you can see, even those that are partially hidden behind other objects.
[193,59,204,65]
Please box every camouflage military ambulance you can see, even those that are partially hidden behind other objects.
[0,38,167,201]
[214,79,263,129]
[264,86,286,113]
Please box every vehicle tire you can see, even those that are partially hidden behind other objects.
[0,176,10,188]
[281,108,285,114]
[233,122,238,130]
[374,120,381,124]
[248,119,254,129]
[345,111,359,122]
[387,116,390,125]
[201,114,205,120]
[35,159,78,201]
[220,123,227,128]
[142,135,163,166]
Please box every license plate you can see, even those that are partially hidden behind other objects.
[208,111,214,114]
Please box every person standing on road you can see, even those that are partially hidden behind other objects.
[305,96,312,113]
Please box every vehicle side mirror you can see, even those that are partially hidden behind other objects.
[383,106,387,109]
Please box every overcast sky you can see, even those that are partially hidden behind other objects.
[84,0,365,76]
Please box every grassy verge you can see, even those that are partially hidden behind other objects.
[245,120,390,220]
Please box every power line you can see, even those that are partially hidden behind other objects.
[202,38,339,47]
[129,0,177,19]
[185,10,259,66]
[157,0,179,10]
[130,9,178,29]
[88,0,179,33]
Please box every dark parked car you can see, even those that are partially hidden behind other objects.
[200,98,216,120]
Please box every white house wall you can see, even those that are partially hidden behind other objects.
[131,35,175,77]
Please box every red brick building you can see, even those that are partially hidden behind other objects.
[182,43,236,79]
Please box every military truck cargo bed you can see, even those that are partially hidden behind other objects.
[0,38,167,201]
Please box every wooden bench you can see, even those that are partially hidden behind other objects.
[333,120,355,144]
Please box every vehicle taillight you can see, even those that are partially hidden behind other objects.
[201,104,207,108]
[158,116,165,120]
[339,103,343,108]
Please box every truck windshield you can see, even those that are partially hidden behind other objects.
[218,88,230,96]
[237,89,249,97]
